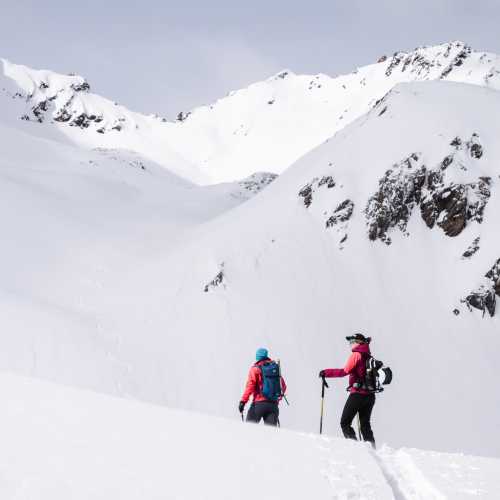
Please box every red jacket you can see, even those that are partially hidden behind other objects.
[322,343,371,394]
[241,359,287,404]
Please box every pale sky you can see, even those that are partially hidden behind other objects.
[1,0,499,119]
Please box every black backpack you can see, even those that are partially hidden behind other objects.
[352,355,392,393]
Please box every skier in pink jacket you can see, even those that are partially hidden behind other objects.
[319,333,376,447]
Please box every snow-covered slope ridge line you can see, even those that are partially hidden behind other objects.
[2,373,500,500]
[2,41,500,183]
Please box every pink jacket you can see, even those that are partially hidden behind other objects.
[241,359,287,404]
[322,343,370,394]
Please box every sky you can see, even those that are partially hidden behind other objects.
[1,0,500,119]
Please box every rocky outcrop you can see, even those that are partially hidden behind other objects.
[440,45,472,79]
[204,264,225,293]
[10,71,124,134]
[298,176,336,208]
[486,259,500,296]
[326,199,354,228]
[384,41,472,80]
[462,237,481,259]
[464,287,496,317]
[423,176,490,237]
[420,135,490,237]
[463,259,500,317]
[366,134,491,244]
[176,111,191,122]
[298,175,353,248]
[366,154,426,244]
[70,81,90,93]
[238,172,278,195]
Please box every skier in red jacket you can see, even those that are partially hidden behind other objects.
[319,333,376,446]
[239,348,287,426]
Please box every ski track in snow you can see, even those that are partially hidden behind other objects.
[374,446,446,500]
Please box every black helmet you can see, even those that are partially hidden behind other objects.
[346,333,371,344]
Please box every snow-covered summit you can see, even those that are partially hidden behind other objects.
[2,41,500,184]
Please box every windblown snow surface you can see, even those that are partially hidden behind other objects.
[1,373,500,500]
[0,39,500,490]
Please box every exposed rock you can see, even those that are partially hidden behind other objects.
[54,108,72,122]
[365,153,426,244]
[462,237,480,259]
[176,111,191,122]
[463,258,500,317]
[204,265,225,292]
[326,199,354,228]
[424,184,468,237]
[378,106,388,116]
[70,81,90,92]
[70,114,92,128]
[385,53,404,77]
[32,99,49,122]
[367,135,491,243]
[318,176,336,189]
[464,287,496,317]
[238,172,277,195]
[485,258,500,294]
[299,175,336,208]
[440,45,472,79]
[467,133,483,159]
[298,183,314,208]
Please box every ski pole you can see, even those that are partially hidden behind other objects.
[277,359,289,405]
[319,376,329,435]
[357,414,362,440]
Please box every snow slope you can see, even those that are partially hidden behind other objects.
[0,119,275,393]
[1,41,500,460]
[1,77,498,457]
[2,41,500,183]
[92,80,497,456]
[1,372,499,500]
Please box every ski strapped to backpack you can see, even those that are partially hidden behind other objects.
[258,360,283,402]
[349,355,393,393]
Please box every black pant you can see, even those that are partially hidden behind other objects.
[340,393,376,446]
[246,401,279,426]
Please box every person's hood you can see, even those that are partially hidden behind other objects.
[352,343,370,355]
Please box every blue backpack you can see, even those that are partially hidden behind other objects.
[259,361,282,401]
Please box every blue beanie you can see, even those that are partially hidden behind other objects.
[256,347,269,361]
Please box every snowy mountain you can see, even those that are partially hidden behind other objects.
[1,41,500,461]
[2,41,500,183]
[2,373,500,499]
[101,79,498,456]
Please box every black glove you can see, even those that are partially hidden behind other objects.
[238,401,246,413]
[319,370,326,378]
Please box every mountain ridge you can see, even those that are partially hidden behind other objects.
[2,41,500,184]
